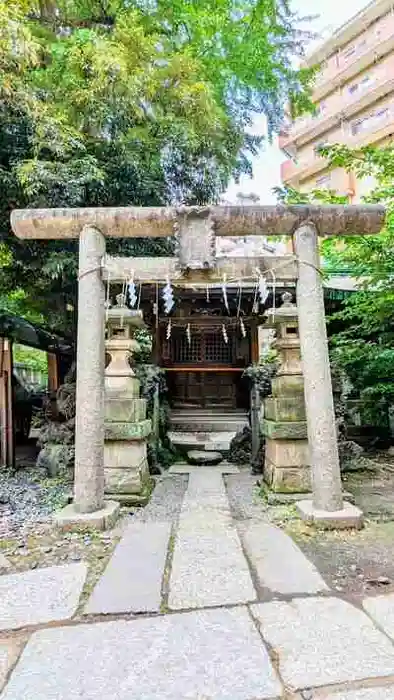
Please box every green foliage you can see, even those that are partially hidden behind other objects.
[0,0,314,333]
[13,343,48,372]
[243,350,278,398]
[133,360,177,468]
[277,143,394,425]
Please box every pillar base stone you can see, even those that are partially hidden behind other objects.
[54,500,120,532]
[296,499,363,530]
[261,486,355,506]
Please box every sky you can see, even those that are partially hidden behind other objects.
[224,0,368,204]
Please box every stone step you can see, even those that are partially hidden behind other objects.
[169,411,248,434]
[170,420,247,433]
[168,431,236,453]
[187,450,223,466]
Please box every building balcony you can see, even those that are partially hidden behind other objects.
[281,67,394,152]
[313,20,394,102]
[281,153,329,187]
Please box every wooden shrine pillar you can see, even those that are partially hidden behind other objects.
[47,353,59,393]
[0,338,14,469]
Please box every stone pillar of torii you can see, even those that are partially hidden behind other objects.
[11,204,385,529]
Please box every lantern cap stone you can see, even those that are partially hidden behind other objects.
[265,292,297,320]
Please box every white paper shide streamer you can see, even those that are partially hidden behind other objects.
[186,323,191,345]
[127,276,137,308]
[240,318,246,338]
[258,274,269,306]
[166,319,172,340]
[162,278,175,314]
[222,274,229,313]
[222,324,228,344]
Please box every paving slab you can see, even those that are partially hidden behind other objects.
[0,646,11,693]
[322,688,394,699]
[242,522,329,595]
[363,593,394,640]
[169,513,256,609]
[0,638,26,693]
[0,563,87,631]
[0,608,282,700]
[169,462,240,474]
[0,554,11,573]
[169,469,256,609]
[85,521,171,614]
[252,597,394,691]
[181,469,232,511]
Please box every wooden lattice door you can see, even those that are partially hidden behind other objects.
[167,326,238,408]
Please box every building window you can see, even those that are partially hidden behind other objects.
[316,174,331,187]
[343,45,356,61]
[348,74,373,96]
[350,106,390,136]
[315,101,327,117]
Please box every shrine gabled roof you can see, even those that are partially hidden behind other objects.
[0,312,73,355]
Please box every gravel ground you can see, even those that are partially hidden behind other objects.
[0,468,71,539]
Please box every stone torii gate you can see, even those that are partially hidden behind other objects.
[11,204,384,529]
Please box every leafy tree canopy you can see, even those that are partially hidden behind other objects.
[276,144,394,423]
[0,0,314,334]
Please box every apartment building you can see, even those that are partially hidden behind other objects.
[280,0,394,200]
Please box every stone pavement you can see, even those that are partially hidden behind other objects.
[3,467,394,699]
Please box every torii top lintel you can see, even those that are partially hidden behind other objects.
[11,204,385,240]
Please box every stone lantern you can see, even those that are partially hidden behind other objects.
[104,294,152,504]
[262,292,310,495]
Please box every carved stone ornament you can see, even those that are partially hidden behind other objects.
[176,207,216,271]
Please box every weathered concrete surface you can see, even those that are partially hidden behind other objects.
[296,499,363,529]
[104,254,297,283]
[264,395,306,422]
[264,461,311,493]
[363,593,394,640]
[294,223,343,512]
[323,688,394,700]
[169,463,240,474]
[0,564,87,631]
[169,470,256,609]
[11,204,385,240]
[265,438,309,468]
[0,554,11,573]
[85,522,171,614]
[73,225,106,514]
[0,637,26,692]
[263,419,307,440]
[242,522,329,594]
[0,608,282,700]
[252,597,394,691]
